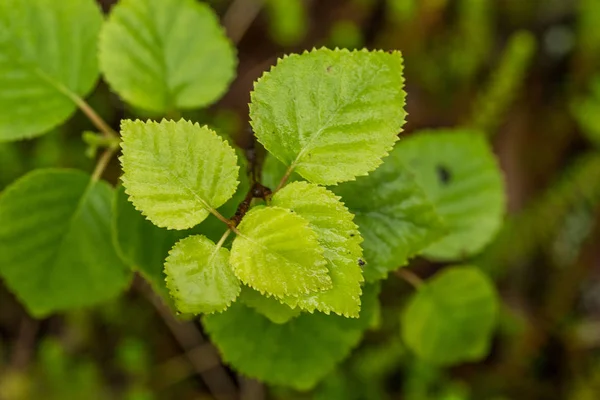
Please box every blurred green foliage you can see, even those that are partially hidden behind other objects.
[2,0,600,399]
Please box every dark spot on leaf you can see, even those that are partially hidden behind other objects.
[350,233,355,237]
[326,65,332,72]
[358,259,365,267]
[436,165,451,185]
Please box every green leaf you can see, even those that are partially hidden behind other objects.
[120,119,240,230]
[572,76,600,148]
[272,182,364,317]
[165,234,240,315]
[113,147,248,297]
[239,286,301,324]
[230,206,331,298]
[401,266,499,366]
[99,0,236,113]
[335,148,445,282]
[0,170,131,317]
[250,48,406,185]
[112,185,184,298]
[204,283,380,390]
[0,0,103,141]
[264,0,307,46]
[261,153,301,191]
[394,130,505,260]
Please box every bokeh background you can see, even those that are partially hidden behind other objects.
[2,0,600,399]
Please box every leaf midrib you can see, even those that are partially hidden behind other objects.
[2,20,81,105]
[287,62,386,173]
[39,177,96,307]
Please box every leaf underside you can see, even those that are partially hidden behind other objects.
[204,283,380,390]
[335,147,445,282]
[395,130,506,261]
[239,286,301,324]
[401,266,499,365]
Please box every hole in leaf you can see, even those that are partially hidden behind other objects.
[436,165,451,185]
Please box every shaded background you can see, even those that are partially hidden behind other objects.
[2,0,600,399]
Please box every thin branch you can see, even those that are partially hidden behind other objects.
[231,182,271,226]
[215,229,233,249]
[153,342,225,390]
[10,316,40,370]
[394,268,424,289]
[70,94,119,140]
[91,147,118,182]
[136,279,238,400]
[63,92,121,181]
[275,163,295,192]
[239,376,265,400]
[223,0,264,44]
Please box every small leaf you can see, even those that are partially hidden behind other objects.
[165,235,240,315]
[0,0,103,141]
[335,149,445,282]
[120,119,239,230]
[0,170,131,317]
[99,0,236,113]
[204,283,380,390]
[401,266,498,366]
[250,48,406,185]
[394,130,505,260]
[230,206,331,298]
[272,182,364,317]
[239,286,301,324]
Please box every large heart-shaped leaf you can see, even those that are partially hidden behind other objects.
[0,0,103,141]
[0,170,131,317]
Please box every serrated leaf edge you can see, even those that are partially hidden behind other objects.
[249,47,407,185]
[118,118,240,230]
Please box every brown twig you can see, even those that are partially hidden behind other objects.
[223,0,264,44]
[10,316,40,370]
[394,268,424,289]
[136,279,238,400]
[239,376,265,400]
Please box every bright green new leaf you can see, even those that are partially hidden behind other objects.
[113,144,249,295]
[120,119,239,230]
[401,266,499,365]
[0,0,103,141]
[0,170,131,317]
[165,235,240,315]
[250,48,406,185]
[239,286,301,324]
[272,182,364,317]
[204,284,379,390]
[335,148,445,282]
[230,206,331,298]
[395,130,505,260]
[99,0,236,113]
